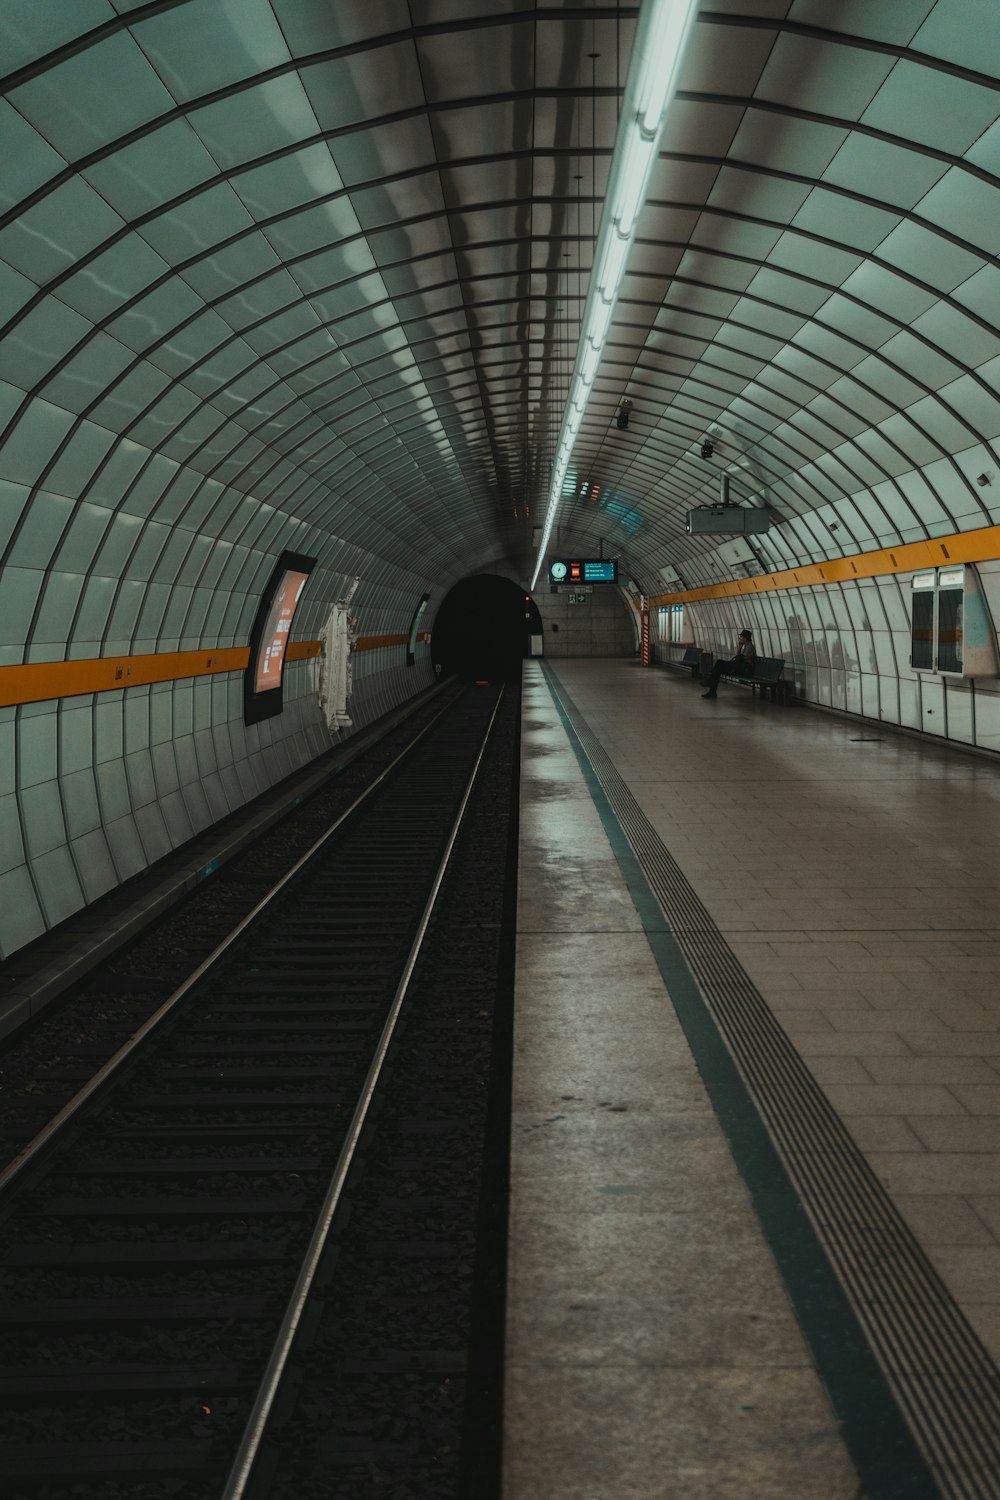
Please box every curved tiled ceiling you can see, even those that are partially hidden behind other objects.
[1,0,999,664]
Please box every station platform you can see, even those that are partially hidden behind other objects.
[506,657,1000,1500]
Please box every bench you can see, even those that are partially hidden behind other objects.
[719,655,790,704]
[679,645,703,679]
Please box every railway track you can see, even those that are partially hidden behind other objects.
[0,681,519,1500]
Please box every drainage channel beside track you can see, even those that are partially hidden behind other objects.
[0,681,519,1500]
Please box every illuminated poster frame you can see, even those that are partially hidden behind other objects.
[244,551,316,724]
[407,592,430,667]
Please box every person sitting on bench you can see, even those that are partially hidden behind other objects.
[702,629,756,698]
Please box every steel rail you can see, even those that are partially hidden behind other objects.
[221,688,505,1500]
[0,690,463,1200]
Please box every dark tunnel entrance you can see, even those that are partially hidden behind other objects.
[432,574,541,681]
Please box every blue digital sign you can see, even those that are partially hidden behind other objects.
[548,558,618,585]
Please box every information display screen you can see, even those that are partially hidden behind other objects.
[254,569,310,692]
[244,551,316,724]
[548,558,618,585]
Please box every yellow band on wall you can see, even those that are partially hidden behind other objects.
[0,631,433,709]
[0,646,254,708]
[649,523,1000,608]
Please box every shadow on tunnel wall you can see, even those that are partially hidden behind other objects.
[432,575,540,681]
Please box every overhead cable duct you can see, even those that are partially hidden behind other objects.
[529,0,699,589]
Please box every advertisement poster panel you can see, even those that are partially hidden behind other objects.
[254,570,310,692]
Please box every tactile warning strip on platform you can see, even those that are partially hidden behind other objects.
[545,666,1000,1500]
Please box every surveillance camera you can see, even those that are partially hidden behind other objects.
[700,441,714,460]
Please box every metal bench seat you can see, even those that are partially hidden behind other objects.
[720,655,789,703]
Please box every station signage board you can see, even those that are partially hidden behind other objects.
[548,558,618,585]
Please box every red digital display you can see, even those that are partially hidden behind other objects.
[253,570,310,693]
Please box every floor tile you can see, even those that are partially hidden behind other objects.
[519,659,1000,1498]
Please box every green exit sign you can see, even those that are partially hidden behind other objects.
[568,592,588,604]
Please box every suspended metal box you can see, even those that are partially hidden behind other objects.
[685,506,770,535]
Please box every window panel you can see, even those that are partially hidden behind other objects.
[938,583,964,674]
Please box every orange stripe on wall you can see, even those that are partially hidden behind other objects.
[0,647,251,709]
[352,633,409,651]
[0,630,430,709]
[351,632,431,651]
[650,523,1000,608]
[0,642,321,709]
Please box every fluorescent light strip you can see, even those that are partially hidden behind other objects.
[529,0,698,590]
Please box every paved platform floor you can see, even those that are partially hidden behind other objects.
[505,657,1000,1500]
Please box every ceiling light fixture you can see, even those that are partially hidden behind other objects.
[530,0,698,588]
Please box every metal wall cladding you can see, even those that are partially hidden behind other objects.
[2,4,1000,955]
[684,560,1000,753]
[0,667,334,959]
